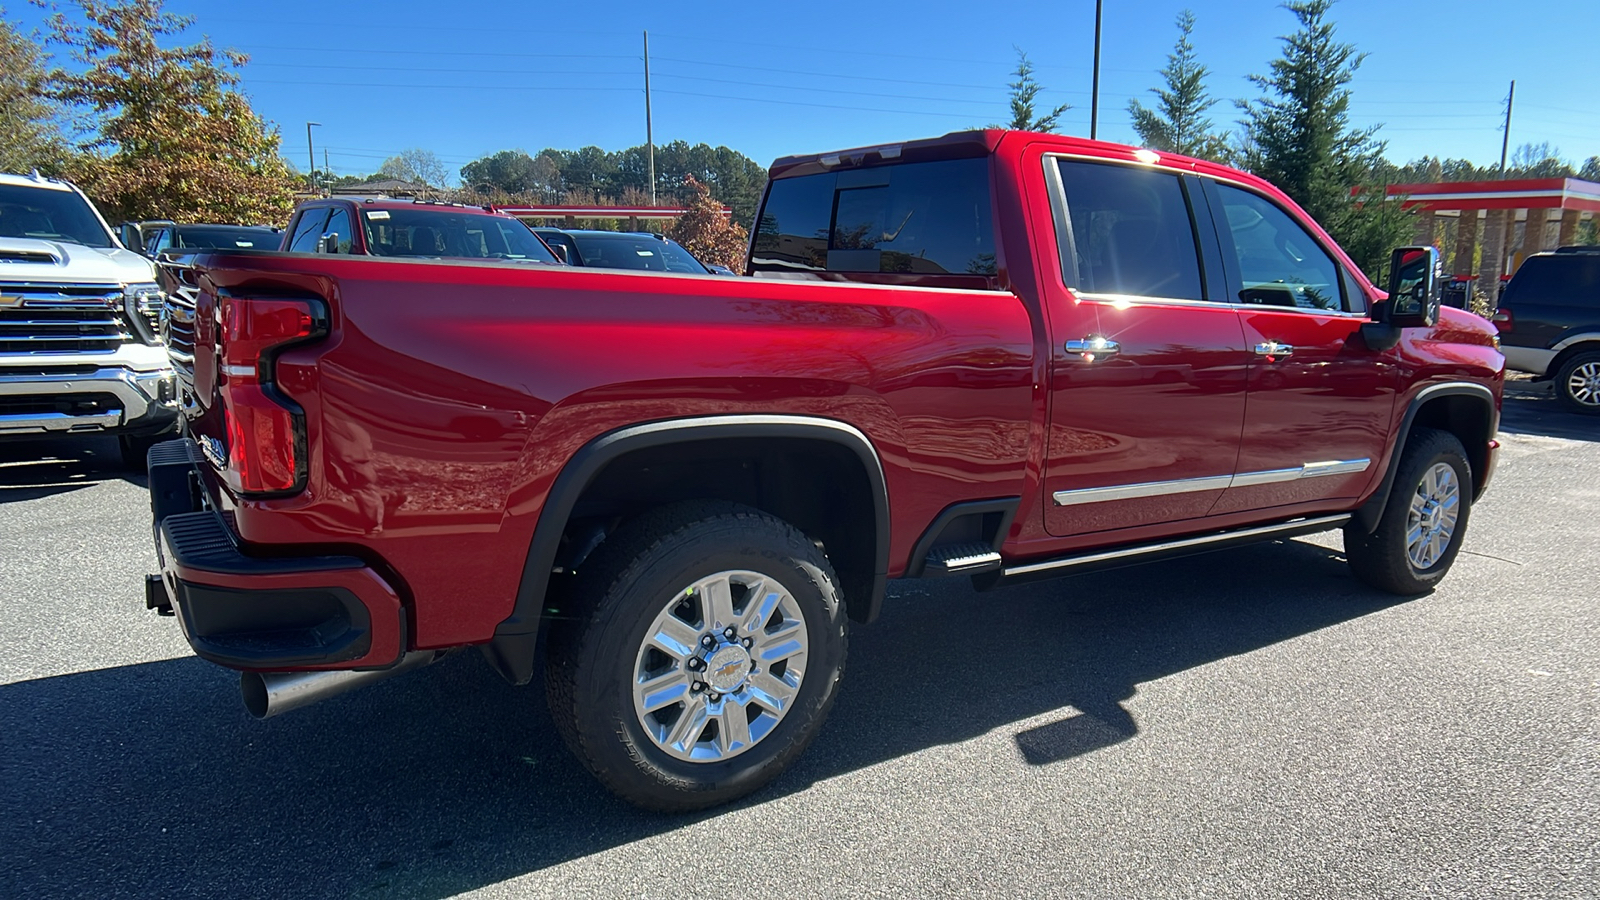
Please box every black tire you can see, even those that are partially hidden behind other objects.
[1344,427,1473,595]
[544,500,847,812]
[1553,350,1600,415]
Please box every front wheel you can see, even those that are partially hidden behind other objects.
[1554,351,1600,415]
[1345,427,1473,595]
[545,501,847,811]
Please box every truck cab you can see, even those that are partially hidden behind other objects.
[282,197,561,263]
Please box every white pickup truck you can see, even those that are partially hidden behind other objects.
[0,172,178,464]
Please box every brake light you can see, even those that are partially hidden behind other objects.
[216,295,324,494]
[1490,307,1513,333]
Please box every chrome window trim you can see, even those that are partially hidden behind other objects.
[1052,458,1371,506]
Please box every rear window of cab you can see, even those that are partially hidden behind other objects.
[750,158,996,285]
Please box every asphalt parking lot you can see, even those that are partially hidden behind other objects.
[2,379,1595,900]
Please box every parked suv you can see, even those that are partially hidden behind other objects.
[1492,246,1600,413]
[282,198,560,262]
[0,173,178,464]
[142,223,281,256]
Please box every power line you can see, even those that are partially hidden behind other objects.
[652,89,982,119]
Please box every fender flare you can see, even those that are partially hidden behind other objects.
[483,414,891,685]
[1354,381,1497,533]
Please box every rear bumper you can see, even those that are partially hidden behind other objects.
[147,439,407,671]
[0,365,179,435]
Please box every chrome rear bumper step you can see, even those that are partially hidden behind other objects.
[975,514,1351,589]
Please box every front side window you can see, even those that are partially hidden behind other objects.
[1054,159,1204,301]
[1213,184,1344,312]
[362,209,558,262]
[751,157,996,281]
[288,209,329,253]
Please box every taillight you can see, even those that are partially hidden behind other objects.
[216,295,325,495]
[1490,307,1513,333]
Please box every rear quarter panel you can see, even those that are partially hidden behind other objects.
[192,254,1036,648]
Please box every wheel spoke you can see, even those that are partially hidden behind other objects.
[647,615,701,660]
[636,669,691,715]
[701,574,737,631]
[741,584,782,636]
[745,672,797,714]
[716,701,752,753]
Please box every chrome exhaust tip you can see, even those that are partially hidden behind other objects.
[240,650,438,719]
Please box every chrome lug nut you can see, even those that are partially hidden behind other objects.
[723,627,736,639]
[691,681,705,692]
[687,658,703,670]
[742,637,753,648]
[701,635,715,647]
[709,692,721,702]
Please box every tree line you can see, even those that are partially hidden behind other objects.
[1005,0,1599,279]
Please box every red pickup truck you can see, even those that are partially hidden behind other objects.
[146,130,1503,811]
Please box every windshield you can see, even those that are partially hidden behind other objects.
[178,227,279,250]
[569,233,708,273]
[359,207,558,262]
[0,184,113,248]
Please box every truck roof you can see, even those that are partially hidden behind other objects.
[0,172,77,192]
[303,197,507,215]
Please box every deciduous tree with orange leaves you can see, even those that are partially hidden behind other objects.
[665,175,749,272]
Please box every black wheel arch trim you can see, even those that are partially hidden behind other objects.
[484,414,891,685]
[1354,381,1497,533]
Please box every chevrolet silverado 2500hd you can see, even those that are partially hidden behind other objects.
[145,130,1503,810]
[1,173,178,463]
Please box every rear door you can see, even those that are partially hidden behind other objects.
[1040,157,1248,537]
[1202,180,1397,514]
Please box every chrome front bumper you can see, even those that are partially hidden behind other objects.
[0,366,179,435]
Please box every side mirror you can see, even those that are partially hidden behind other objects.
[1383,245,1441,328]
[319,233,340,254]
[550,244,569,264]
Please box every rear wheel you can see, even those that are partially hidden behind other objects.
[1345,427,1473,595]
[1554,351,1600,415]
[544,501,847,811]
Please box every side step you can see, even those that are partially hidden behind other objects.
[923,542,1003,575]
[975,514,1351,590]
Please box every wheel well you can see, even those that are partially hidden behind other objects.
[1410,394,1493,498]
[559,436,882,623]
[1548,340,1600,380]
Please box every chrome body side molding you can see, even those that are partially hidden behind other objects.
[1052,459,1371,506]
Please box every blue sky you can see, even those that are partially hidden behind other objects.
[13,0,1598,181]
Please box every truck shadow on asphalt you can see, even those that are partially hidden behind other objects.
[0,435,144,503]
[1499,381,1599,443]
[0,539,1404,899]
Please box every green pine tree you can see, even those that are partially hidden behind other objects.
[1239,0,1412,280]
[999,49,1069,133]
[1127,11,1229,161]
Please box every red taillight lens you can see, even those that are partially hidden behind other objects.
[1490,307,1513,333]
[216,296,323,495]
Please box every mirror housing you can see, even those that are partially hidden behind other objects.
[319,233,340,254]
[549,243,569,264]
[1382,245,1441,328]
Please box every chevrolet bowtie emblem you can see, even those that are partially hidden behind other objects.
[0,295,23,308]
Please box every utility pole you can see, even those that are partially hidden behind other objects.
[644,30,656,206]
[1090,0,1103,140]
[1498,80,1515,176]
[324,148,330,180]
[306,122,321,193]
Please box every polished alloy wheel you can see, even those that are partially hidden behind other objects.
[1406,462,1461,570]
[1566,361,1600,408]
[632,570,809,762]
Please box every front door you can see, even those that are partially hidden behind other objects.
[1202,182,1398,514]
[1041,158,1248,537]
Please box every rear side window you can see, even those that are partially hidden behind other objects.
[1505,255,1600,307]
[1054,160,1204,301]
[751,158,996,281]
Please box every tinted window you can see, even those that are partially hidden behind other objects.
[1213,184,1344,311]
[568,233,705,273]
[288,208,329,252]
[323,208,354,253]
[1504,255,1600,307]
[362,208,558,262]
[0,184,113,247]
[175,227,278,250]
[149,229,172,254]
[1055,160,1204,300]
[750,158,996,279]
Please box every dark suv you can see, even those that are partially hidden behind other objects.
[1493,246,1600,413]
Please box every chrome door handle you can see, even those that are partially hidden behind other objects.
[1065,335,1120,361]
[1254,341,1295,358]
